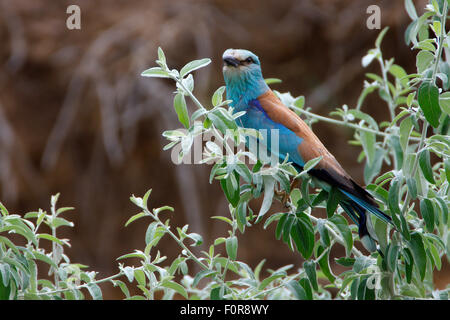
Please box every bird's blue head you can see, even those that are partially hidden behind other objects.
[222,49,269,107]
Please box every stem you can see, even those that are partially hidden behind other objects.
[31,272,124,297]
[50,200,59,290]
[401,1,447,216]
[432,1,448,81]
[247,271,304,300]
[314,240,335,263]
[146,208,209,271]
[378,53,396,121]
[176,78,207,112]
[291,105,420,142]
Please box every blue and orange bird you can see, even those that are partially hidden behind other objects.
[222,49,393,253]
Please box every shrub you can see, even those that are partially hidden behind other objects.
[0,0,448,300]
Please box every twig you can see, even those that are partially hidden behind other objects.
[291,104,420,142]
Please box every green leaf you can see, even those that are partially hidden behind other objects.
[329,215,353,257]
[400,117,413,151]
[87,283,103,300]
[161,280,188,299]
[406,177,418,200]
[286,280,308,300]
[192,270,217,288]
[440,92,450,115]
[275,214,288,240]
[335,257,356,267]
[220,174,240,208]
[316,219,331,247]
[112,280,130,299]
[153,205,174,215]
[420,198,435,233]
[404,0,418,20]
[388,178,401,217]
[416,50,434,73]
[282,214,295,244]
[386,244,400,273]
[50,217,74,229]
[403,248,414,283]
[418,149,435,184]
[145,222,158,245]
[256,176,275,222]
[265,78,282,85]
[226,236,238,260]
[141,67,170,78]
[263,212,284,230]
[435,197,448,225]
[406,92,415,107]
[312,190,328,207]
[210,286,225,300]
[180,58,211,78]
[418,81,441,128]
[0,264,10,287]
[37,233,66,246]
[374,218,388,253]
[303,261,318,291]
[274,171,291,193]
[293,96,305,109]
[236,201,247,233]
[360,131,376,165]
[389,64,409,87]
[259,273,284,290]
[125,212,146,227]
[389,135,403,169]
[173,93,190,129]
[316,245,335,283]
[207,108,237,133]
[350,277,359,300]
[427,241,442,271]
[235,164,252,184]
[187,233,203,246]
[56,207,75,215]
[290,214,315,259]
[364,148,385,184]
[122,266,134,283]
[408,232,427,281]
[33,251,58,269]
[0,236,20,255]
[353,256,375,273]
[357,276,375,300]
[157,47,166,65]
[298,278,313,300]
[326,188,341,218]
[362,50,378,68]
[375,27,389,48]
[212,86,226,107]
[348,109,379,130]
[303,156,323,171]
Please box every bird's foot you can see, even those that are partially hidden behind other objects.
[275,179,300,208]
[274,189,290,208]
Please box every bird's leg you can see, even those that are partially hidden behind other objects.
[275,178,300,208]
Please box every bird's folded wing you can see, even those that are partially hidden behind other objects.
[256,89,377,206]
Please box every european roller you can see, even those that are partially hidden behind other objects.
[222,48,393,253]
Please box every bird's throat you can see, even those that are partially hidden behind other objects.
[224,73,269,109]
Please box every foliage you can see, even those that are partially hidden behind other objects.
[0,0,448,300]
[139,0,450,300]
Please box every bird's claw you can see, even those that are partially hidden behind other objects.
[275,179,300,208]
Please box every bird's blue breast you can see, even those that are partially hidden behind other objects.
[234,99,305,166]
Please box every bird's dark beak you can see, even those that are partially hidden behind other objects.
[223,56,240,68]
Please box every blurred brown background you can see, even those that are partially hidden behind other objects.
[0,0,448,299]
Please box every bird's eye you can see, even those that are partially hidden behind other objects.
[245,57,254,63]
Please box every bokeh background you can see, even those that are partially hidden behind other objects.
[0,0,448,298]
